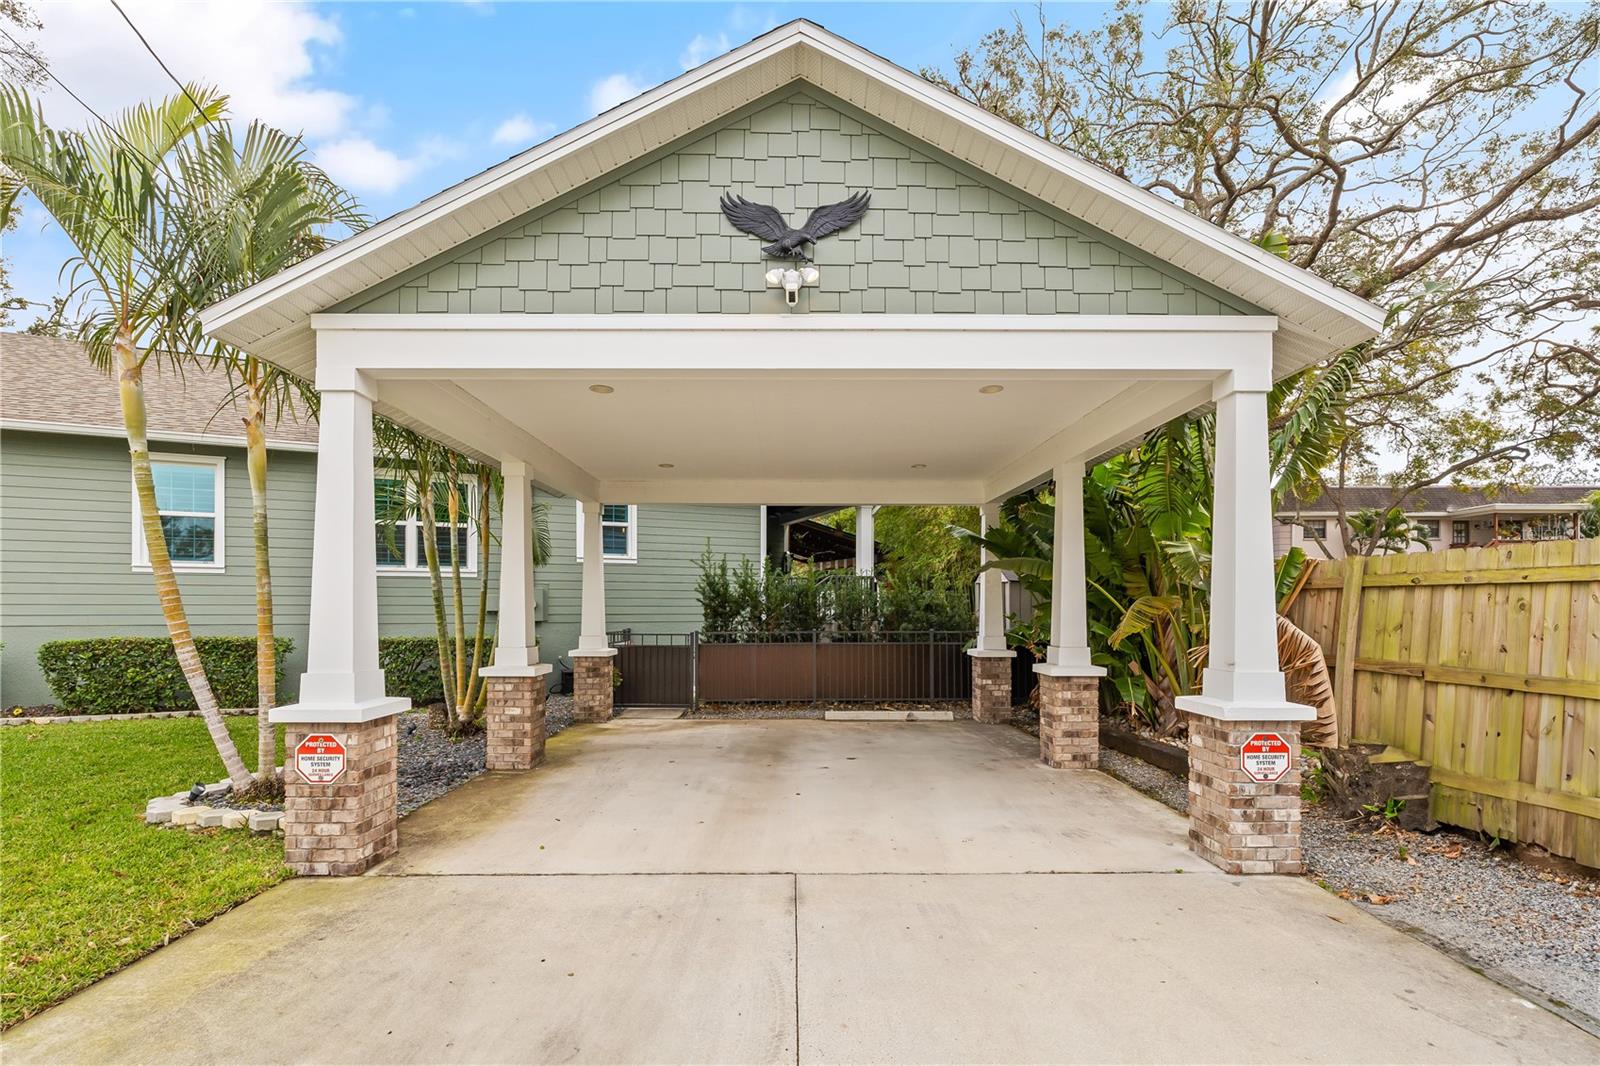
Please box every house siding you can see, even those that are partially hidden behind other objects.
[0,429,757,707]
[347,89,1254,318]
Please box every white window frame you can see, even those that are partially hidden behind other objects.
[1414,518,1441,540]
[375,472,479,577]
[1300,519,1327,540]
[575,501,638,564]
[132,453,226,573]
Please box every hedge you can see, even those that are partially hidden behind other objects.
[37,636,293,714]
[378,636,446,705]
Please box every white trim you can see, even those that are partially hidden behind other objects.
[3,418,318,452]
[202,21,1382,378]
[373,471,479,577]
[575,501,638,563]
[131,453,226,573]
[268,696,410,725]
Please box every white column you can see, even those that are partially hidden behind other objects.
[855,505,876,576]
[974,501,1010,653]
[1039,461,1105,678]
[276,370,407,722]
[485,460,541,671]
[574,498,612,655]
[1176,376,1311,720]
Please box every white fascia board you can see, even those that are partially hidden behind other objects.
[200,25,809,345]
[312,314,1278,377]
[202,19,1381,364]
[1448,502,1592,516]
[0,418,318,452]
[805,30,1386,341]
[597,477,986,506]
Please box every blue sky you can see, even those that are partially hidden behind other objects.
[4,1,1113,323]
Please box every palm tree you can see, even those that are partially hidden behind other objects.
[1348,507,1432,556]
[0,86,254,787]
[175,120,365,784]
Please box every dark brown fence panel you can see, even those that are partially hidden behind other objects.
[611,633,694,707]
[697,632,973,703]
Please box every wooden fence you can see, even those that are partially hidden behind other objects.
[1286,538,1600,867]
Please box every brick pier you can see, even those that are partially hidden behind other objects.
[1037,673,1099,769]
[572,654,615,722]
[283,716,398,876]
[968,653,1013,724]
[1186,715,1304,874]
[485,673,548,770]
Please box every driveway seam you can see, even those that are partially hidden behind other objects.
[792,872,801,1066]
[370,868,1203,877]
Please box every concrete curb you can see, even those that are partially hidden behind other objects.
[3,709,258,727]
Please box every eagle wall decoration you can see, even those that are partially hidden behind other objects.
[720,191,872,305]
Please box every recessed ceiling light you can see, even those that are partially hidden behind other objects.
[979,384,1004,395]
[588,384,614,394]
[910,463,927,469]
[658,462,675,469]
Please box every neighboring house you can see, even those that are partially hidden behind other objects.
[1275,484,1599,559]
[0,333,759,707]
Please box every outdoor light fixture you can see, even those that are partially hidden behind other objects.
[765,263,821,307]
[588,384,614,394]
[979,384,1004,395]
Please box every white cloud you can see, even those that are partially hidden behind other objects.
[26,0,354,137]
[315,136,460,195]
[680,32,731,70]
[490,113,553,147]
[588,73,645,115]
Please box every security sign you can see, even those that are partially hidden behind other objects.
[295,733,347,784]
[1240,732,1292,783]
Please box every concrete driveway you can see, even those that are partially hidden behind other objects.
[6,720,1596,1064]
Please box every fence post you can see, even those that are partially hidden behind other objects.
[1333,555,1367,747]
[927,629,935,700]
[690,630,699,711]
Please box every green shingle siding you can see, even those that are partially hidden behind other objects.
[349,89,1253,318]
[0,430,758,707]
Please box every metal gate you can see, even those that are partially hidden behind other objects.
[608,631,695,707]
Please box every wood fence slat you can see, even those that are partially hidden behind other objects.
[1286,536,1600,867]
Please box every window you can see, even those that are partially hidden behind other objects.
[1452,520,1470,546]
[375,475,477,575]
[1300,519,1327,539]
[1414,519,1441,540]
[576,502,637,562]
[133,455,225,571]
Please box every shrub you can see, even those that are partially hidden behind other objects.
[37,636,293,714]
[378,636,446,704]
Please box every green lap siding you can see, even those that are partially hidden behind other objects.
[347,88,1254,318]
[0,430,757,707]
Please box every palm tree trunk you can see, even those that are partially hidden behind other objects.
[117,331,252,790]
[419,481,456,727]
[447,476,467,714]
[246,378,276,780]
[462,470,492,720]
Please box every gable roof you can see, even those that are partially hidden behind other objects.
[0,333,318,449]
[202,19,1384,379]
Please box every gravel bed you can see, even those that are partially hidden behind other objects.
[394,695,578,815]
[1098,747,1190,812]
[1085,728,1600,1025]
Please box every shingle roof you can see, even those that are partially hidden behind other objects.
[0,333,317,447]
[1280,484,1598,515]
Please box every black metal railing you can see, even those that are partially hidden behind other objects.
[696,630,974,704]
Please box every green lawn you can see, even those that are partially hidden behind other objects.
[1,717,288,1028]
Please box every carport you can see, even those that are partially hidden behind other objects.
[199,20,1384,879]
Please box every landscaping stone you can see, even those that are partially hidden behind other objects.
[220,810,248,830]
[247,810,283,833]
[169,806,202,827]
[195,809,226,828]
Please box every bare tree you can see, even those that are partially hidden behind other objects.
[928,0,1600,553]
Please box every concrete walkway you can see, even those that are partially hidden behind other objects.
[6,720,1596,1064]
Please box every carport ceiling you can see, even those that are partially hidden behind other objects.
[452,373,1127,482]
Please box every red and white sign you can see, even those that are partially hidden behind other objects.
[1240,732,1292,783]
[295,733,347,784]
